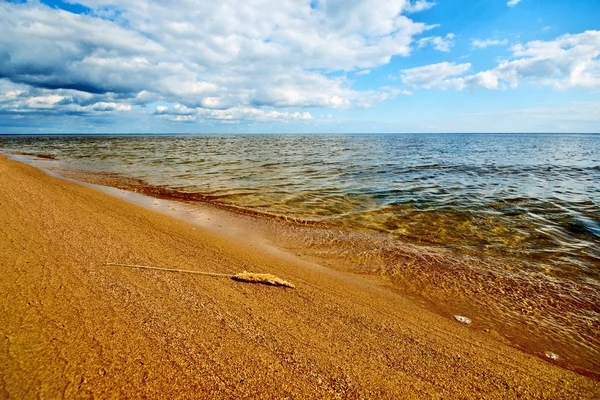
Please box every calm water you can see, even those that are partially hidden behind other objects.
[1,133,599,374]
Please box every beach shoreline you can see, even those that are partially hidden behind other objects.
[1,154,598,398]
[7,150,600,378]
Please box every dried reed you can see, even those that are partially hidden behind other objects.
[104,263,295,288]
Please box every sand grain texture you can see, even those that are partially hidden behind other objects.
[0,155,598,399]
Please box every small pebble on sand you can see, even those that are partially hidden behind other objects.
[454,315,472,325]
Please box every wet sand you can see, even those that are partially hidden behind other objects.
[0,155,598,399]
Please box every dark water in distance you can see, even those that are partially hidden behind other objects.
[2,133,600,375]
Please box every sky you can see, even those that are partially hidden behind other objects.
[0,0,599,134]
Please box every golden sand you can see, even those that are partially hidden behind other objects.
[0,155,598,398]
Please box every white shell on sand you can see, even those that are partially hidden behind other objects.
[544,352,559,360]
[454,315,472,325]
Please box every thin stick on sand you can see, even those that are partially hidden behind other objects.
[104,263,295,288]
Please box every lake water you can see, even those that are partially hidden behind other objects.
[1,133,599,376]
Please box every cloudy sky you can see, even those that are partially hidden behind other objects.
[0,0,599,133]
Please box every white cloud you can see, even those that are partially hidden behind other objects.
[507,0,522,7]
[0,0,437,123]
[25,95,65,109]
[472,38,508,49]
[0,79,133,115]
[419,33,456,52]
[91,102,132,112]
[401,30,600,91]
[401,62,472,89]
[405,1,436,13]
[155,104,313,124]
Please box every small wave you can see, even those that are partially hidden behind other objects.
[570,217,600,239]
[77,172,333,228]
[10,151,56,160]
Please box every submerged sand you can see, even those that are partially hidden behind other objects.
[0,155,598,398]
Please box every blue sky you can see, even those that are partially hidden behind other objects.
[0,0,599,133]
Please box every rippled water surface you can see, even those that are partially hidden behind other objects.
[2,133,599,375]
[3,134,598,269]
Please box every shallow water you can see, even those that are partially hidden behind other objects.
[1,133,599,375]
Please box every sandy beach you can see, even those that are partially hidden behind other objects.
[0,154,598,399]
